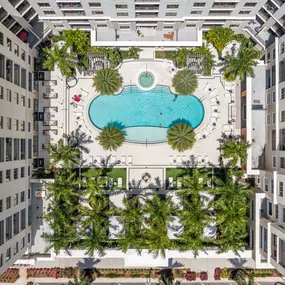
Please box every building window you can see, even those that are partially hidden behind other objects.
[271,179,274,193]
[7,38,12,51]
[272,91,276,103]
[117,12,128,16]
[281,42,285,54]
[282,111,285,122]
[268,201,272,216]
[281,157,285,169]
[21,49,25,61]
[0,200,2,212]
[13,194,18,206]
[92,11,103,15]
[272,112,276,124]
[281,88,285,99]
[280,182,284,197]
[167,4,179,9]
[21,167,24,178]
[276,206,279,219]
[273,156,276,168]
[283,208,285,222]
[6,196,11,209]
[89,2,101,7]
[0,254,2,267]
[273,49,276,60]
[43,10,55,15]
[193,2,206,7]
[265,178,269,192]
[28,189,31,200]
[6,89,12,102]
[115,4,127,9]
[239,10,250,14]
[0,86,3,99]
[267,113,271,125]
[244,2,257,7]
[272,129,276,150]
[190,10,202,14]
[13,168,18,180]
[6,248,11,261]
[267,52,271,63]
[6,170,11,182]
[0,32,3,45]
[38,3,50,7]
[267,93,271,104]
[21,191,25,203]
[13,242,18,255]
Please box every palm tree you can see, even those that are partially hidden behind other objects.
[167,123,196,152]
[96,125,125,151]
[47,139,80,170]
[142,193,178,257]
[173,47,190,68]
[42,45,77,77]
[223,42,259,81]
[209,171,251,253]
[127,47,141,59]
[157,271,181,285]
[68,274,94,285]
[107,48,123,67]
[92,68,122,95]
[63,129,93,154]
[235,271,254,285]
[62,29,90,55]
[204,27,234,58]
[79,196,110,256]
[221,139,249,166]
[172,70,198,95]
[177,169,213,257]
[116,196,145,252]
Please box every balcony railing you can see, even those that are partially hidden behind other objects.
[212,4,237,9]
[135,0,160,2]
[244,26,265,47]
[58,3,83,9]
[264,2,278,13]
[135,13,159,17]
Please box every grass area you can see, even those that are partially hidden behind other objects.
[166,168,187,181]
[155,50,177,60]
[81,168,127,189]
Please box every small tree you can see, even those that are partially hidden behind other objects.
[92,68,121,95]
[167,123,196,152]
[204,27,234,58]
[97,125,125,151]
[172,70,198,95]
[62,29,90,55]
[68,274,94,285]
[221,139,249,166]
[127,47,141,59]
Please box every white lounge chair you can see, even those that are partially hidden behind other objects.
[111,156,116,164]
[118,177,122,188]
[177,177,182,188]
[76,105,84,110]
[197,155,202,165]
[121,156,126,165]
[203,83,212,92]
[177,155,182,165]
[169,177,173,187]
[128,155,133,165]
[196,133,202,140]
[73,112,83,117]
[109,178,114,188]
[223,124,232,131]
[169,155,174,165]
[97,156,102,165]
[209,89,218,98]
[210,96,218,103]
[182,155,187,163]
[205,155,209,166]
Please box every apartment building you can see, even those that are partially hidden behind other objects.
[1,0,280,48]
[0,20,38,274]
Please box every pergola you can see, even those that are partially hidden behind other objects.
[186,53,205,75]
[86,52,110,75]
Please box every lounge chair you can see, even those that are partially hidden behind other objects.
[177,177,182,188]
[182,155,187,164]
[203,83,211,92]
[128,155,133,165]
[169,177,173,187]
[223,124,232,131]
[118,177,122,188]
[169,155,174,165]
[209,89,218,98]
[210,96,218,103]
[196,133,202,140]
[177,155,182,165]
[76,105,84,110]
[97,156,102,165]
[121,156,126,165]
[111,156,116,164]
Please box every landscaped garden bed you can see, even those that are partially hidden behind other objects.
[0,268,20,283]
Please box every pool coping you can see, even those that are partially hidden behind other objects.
[87,84,205,144]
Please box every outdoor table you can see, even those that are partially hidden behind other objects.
[208,88,212,91]
[216,101,220,105]
[203,135,206,139]
[214,109,218,112]
[213,122,216,127]
[72,103,77,108]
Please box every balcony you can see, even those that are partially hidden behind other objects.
[62,11,86,16]
[211,3,237,9]
[135,12,159,18]
[264,2,278,14]
[208,10,232,16]
[135,0,160,2]
[244,26,265,48]
[17,1,31,15]
[23,8,37,22]
[135,5,160,11]
[8,0,21,7]
[57,3,83,9]
[92,26,201,47]
[258,8,271,21]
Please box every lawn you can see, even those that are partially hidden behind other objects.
[166,168,187,181]
[81,168,127,189]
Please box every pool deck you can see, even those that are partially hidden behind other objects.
[38,49,239,180]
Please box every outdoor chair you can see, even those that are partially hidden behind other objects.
[118,177,122,188]
[177,177,182,188]
[121,156,126,165]
[169,177,174,187]
[128,155,133,165]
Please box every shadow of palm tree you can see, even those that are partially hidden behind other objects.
[228,258,248,268]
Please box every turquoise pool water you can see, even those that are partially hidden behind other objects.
[89,85,204,143]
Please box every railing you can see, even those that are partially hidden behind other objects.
[212,4,237,8]
[135,0,160,2]
[264,3,278,13]
[58,3,83,9]
[244,26,265,47]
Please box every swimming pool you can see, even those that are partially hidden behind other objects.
[89,85,204,143]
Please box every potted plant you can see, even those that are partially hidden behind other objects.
[214,267,221,280]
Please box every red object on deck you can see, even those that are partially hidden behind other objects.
[18,30,27,42]
[73,95,80,102]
